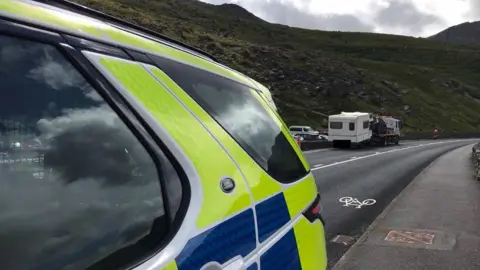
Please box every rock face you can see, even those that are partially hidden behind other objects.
[231,46,368,100]
[429,21,480,45]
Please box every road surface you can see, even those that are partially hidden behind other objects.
[304,139,478,268]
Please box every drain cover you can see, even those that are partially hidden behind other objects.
[332,235,356,246]
[385,230,435,245]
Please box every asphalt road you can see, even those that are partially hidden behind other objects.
[304,139,479,268]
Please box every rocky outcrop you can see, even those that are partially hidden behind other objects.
[232,45,369,100]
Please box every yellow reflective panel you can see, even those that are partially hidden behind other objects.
[250,89,310,171]
[97,58,251,229]
[283,174,317,218]
[0,0,106,37]
[163,260,179,270]
[293,217,327,270]
[148,67,282,202]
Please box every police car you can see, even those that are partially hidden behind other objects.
[0,0,327,269]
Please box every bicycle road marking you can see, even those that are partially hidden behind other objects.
[311,140,469,171]
[339,197,377,209]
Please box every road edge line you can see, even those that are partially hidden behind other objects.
[330,143,472,269]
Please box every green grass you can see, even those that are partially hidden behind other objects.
[73,0,480,132]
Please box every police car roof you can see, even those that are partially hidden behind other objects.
[34,0,217,62]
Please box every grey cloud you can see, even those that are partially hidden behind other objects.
[373,1,445,34]
[1,105,166,269]
[467,0,480,19]
[38,105,158,186]
[27,46,103,102]
[258,1,375,32]
[1,105,165,269]
[205,0,375,32]
[204,0,450,36]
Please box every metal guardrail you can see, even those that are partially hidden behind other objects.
[300,141,332,151]
[471,143,480,181]
[402,132,480,140]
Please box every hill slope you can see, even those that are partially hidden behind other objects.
[429,21,480,46]
[73,0,480,132]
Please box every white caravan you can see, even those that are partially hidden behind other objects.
[328,112,373,147]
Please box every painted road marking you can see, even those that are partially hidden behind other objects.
[303,148,331,154]
[311,140,472,171]
[349,156,357,159]
[339,197,376,209]
[313,164,324,168]
[385,230,435,245]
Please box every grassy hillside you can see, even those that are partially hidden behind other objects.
[73,0,480,132]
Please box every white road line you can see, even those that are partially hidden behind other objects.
[311,140,471,171]
[303,148,331,154]
[349,156,357,159]
[313,164,324,167]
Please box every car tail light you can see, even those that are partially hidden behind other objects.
[302,193,325,225]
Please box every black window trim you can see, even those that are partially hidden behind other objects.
[0,18,63,43]
[363,120,369,129]
[62,34,131,59]
[0,18,191,270]
[349,122,355,131]
[330,121,343,129]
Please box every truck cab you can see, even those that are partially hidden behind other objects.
[377,115,402,137]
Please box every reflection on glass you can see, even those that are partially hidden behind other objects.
[152,56,307,183]
[0,35,168,269]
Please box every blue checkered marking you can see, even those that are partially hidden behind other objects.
[260,229,301,270]
[255,193,291,243]
[247,262,258,270]
[176,208,256,270]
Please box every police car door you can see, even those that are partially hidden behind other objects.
[84,52,257,270]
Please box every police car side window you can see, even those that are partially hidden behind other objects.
[0,35,175,270]
[151,56,308,183]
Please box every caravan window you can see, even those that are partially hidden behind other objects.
[330,122,343,129]
[363,121,369,129]
[349,122,355,131]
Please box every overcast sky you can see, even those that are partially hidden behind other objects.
[201,0,479,37]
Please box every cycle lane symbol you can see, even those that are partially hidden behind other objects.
[339,197,376,209]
